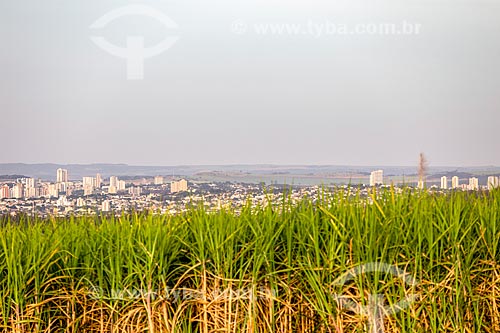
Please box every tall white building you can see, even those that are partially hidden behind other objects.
[108,176,121,194]
[171,179,188,193]
[117,180,126,191]
[83,177,95,188]
[154,175,164,185]
[83,176,95,196]
[96,174,102,188]
[1,185,10,199]
[109,176,118,188]
[487,176,499,190]
[468,177,479,191]
[56,168,68,183]
[129,186,142,196]
[452,176,459,189]
[25,178,35,189]
[48,184,59,197]
[440,176,448,189]
[12,183,24,199]
[369,170,383,186]
[101,200,111,212]
[24,178,37,198]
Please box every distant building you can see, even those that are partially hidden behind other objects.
[83,177,95,187]
[57,168,68,183]
[83,176,95,195]
[117,180,126,191]
[109,176,118,188]
[12,183,24,199]
[440,176,448,189]
[452,176,459,189]
[25,187,37,198]
[369,170,383,186]
[38,186,48,198]
[76,197,85,207]
[84,185,94,196]
[56,195,71,207]
[154,175,164,185]
[487,176,499,190]
[129,186,142,196]
[25,178,35,189]
[171,179,188,193]
[85,176,100,187]
[101,200,111,212]
[24,178,37,198]
[107,176,121,194]
[56,182,67,192]
[1,185,10,199]
[48,184,59,197]
[468,177,479,191]
[96,174,102,188]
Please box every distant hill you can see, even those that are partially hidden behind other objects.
[430,171,474,179]
[0,163,499,183]
[0,175,29,180]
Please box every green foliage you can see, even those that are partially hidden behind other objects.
[0,188,499,332]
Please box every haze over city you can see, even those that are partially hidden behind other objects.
[2,0,500,166]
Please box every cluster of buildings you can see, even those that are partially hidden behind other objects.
[1,175,63,199]
[1,166,500,217]
[368,169,499,191]
[440,175,499,191]
[0,174,323,217]
[0,168,189,200]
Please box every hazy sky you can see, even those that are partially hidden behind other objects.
[1,0,499,166]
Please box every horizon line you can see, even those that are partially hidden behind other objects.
[1,162,499,169]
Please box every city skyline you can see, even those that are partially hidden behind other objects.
[1,166,499,217]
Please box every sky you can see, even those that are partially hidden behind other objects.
[1,0,499,166]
